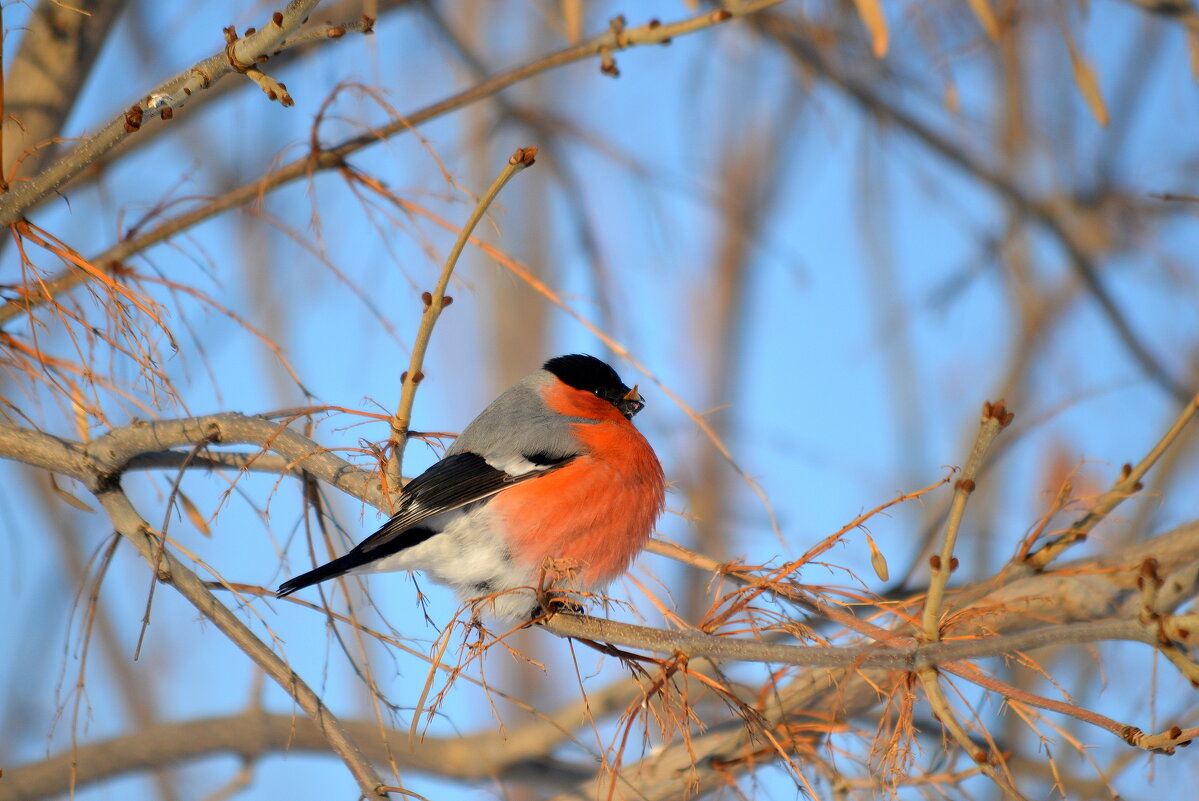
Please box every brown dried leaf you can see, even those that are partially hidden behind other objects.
[50,475,95,513]
[852,0,889,58]
[1066,38,1109,127]
[866,533,890,582]
[964,0,999,40]
[69,380,90,444]
[179,492,212,537]
[943,80,960,116]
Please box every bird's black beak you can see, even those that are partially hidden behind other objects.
[616,385,645,419]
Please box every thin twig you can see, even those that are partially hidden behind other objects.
[934,390,1199,613]
[918,668,1029,800]
[922,400,1014,640]
[1026,391,1199,569]
[0,0,784,327]
[387,146,538,486]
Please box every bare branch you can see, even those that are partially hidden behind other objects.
[1,0,129,185]
[387,146,538,485]
[922,400,1014,639]
[0,0,786,327]
[93,487,389,798]
[0,0,323,224]
[1,704,629,800]
[542,605,1197,672]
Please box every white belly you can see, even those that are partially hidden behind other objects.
[353,504,540,620]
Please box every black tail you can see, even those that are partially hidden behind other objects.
[276,550,372,598]
[275,524,438,597]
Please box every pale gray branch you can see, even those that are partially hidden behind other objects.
[92,486,388,798]
[1,0,129,183]
[0,421,92,479]
[124,449,297,475]
[85,412,381,502]
[0,709,600,800]
[542,613,1190,670]
[0,0,322,225]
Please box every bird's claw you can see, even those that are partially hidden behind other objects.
[530,594,585,624]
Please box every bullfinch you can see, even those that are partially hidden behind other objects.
[276,354,666,621]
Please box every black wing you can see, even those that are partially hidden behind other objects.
[357,451,554,554]
[275,451,571,597]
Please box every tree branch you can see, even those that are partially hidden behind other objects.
[387,146,538,486]
[0,0,322,224]
[0,0,785,327]
[1,0,129,185]
[92,487,389,798]
[0,703,630,800]
[5,407,1199,799]
[541,610,1194,671]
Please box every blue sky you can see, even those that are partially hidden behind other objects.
[3,1,1199,799]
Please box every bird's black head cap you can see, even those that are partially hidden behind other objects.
[543,354,645,419]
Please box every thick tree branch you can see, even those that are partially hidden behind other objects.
[92,487,388,798]
[0,421,92,478]
[1,0,129,185]
[0,0,322,224]
[84,412,380,501]
[0,703,627,800]
[542,611,1198,671]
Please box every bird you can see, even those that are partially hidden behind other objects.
[276,354,666,621]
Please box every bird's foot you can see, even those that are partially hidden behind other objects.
[530,594,585,624]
